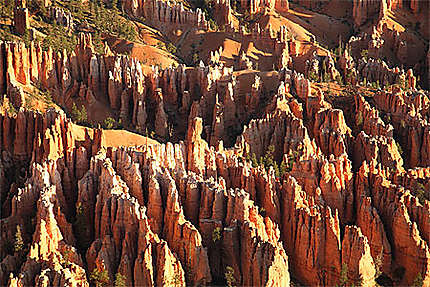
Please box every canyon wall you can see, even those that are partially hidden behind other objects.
[0,23,429,286]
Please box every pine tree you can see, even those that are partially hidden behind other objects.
[225,266,236,287]
[71,103,88,125]
[114,272,127,287]
[80,105,87,123]
[251,153,258,167]
[90,267,110,287]
[212,227,222,242]
[279,160,288,176]
[14,225,24,254]
[412,273,424,287]
[337,263,349,287]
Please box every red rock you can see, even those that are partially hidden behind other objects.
[356,196,392,274]
[341,226,376,286]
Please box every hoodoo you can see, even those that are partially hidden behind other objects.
[0,0,429,286]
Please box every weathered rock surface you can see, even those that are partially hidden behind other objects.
[1,6,429,283]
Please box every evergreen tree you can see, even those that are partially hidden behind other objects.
[225,266,235,287]
[212,227,222,242]
[250,153,258,167]
[14,225,24,254]
[412,273,424,287]
[114,272,127,287]
[279,160,288,176]
[337,263,349,287]
[71,103,88,125]
[90,267,110,287]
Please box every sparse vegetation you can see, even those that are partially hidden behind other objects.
[0,25,16,42]
[225,266,236,287]
[90,266,110,287]
[356,111,363,126]
[156,42,165,50]
[60,249,72,267]
[208,18,218,31]
[308,70,319,82]
[0,2,428,287]
[14,225,24,254]
[244,145,292,178]
[166,42,177,55]
[397,77,406,90]
[322,61,330,82]
[192,53,200,66]
[24,0,139,54]
[370,81,380,90]
[335,74,343,85]
[71,103,88,125]
[336,263,349,287]
[92,1,137,42]
[212,227,222,243]
[412,272,424,287]
[0,0,14,20]
[103,117,117,129]
[170,271,183,287]
[361,49,368,60]
[260,145,277,171]
[7,102,18,115]
[336,263,362,287]
[114,272,127,287]
[374,251,383,278]
[41,24,78,52]
[259,207,266,217]
[415,183,428,205]
[395,142,403,156]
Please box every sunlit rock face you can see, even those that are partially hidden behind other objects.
[1,0,429,285]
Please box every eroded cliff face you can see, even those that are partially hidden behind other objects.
[1,5,429,284]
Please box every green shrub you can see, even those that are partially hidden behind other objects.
[308,70,319,82]
[415,183,428,205]
[166,42,177,54]
[42,25,77,52]
[0,0,14,19]
[356,111,363,126]
[225,266,235,287]
[114,272,127,287]
[8,102,17,115]
[208,18,218,31]
[104,117,117,129]
[60,249,71,267]
[14,225,24,254]
[91,1,137,42]
[170,271,182,287]
[395,142,403,156]
[212,227,222,243]
[412,273,424,287]
[90,267,110,287]
[337,263,348,287]
[279,160,288,177]
[156,42,165,50]
[71,103,88,125]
